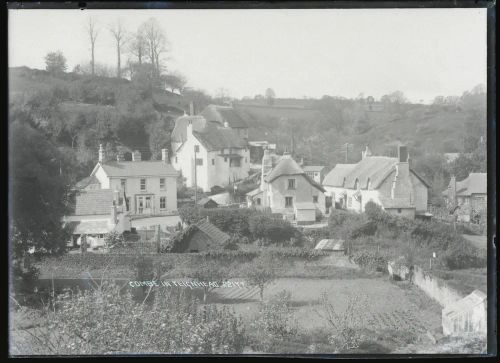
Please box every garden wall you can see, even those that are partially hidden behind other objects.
[413,266,464,307]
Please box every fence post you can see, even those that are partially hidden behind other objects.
[156,225,161,253]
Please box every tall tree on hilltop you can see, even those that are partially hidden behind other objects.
[109,19,127,78]
[265,88,276,106]
[139,18,169,78]
[127,28,147,65]
[86,17,100,76]
[44,51,67,75]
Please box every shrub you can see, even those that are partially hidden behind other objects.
[249,289,298,351]
[223,235,240,250]
[441,241,486,270]
[314,292,368,352]
[241,255,277,301]
[104,231,124,249]
[350,251,388,272]
[17,282,246,354]
[249,214,297,243]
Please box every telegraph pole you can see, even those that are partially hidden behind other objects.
[194,145,198,205]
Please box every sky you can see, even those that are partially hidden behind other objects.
[8,8,487,103]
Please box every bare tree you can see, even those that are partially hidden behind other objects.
[86,17,100,76]
[139,18,169,77]
[109,19,127,78]
[127,28,147,66]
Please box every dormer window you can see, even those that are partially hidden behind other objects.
[287,179,296,190]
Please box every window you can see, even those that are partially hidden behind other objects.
[224,157,228,162]
[398,208,402,214]
[212,159,215,165]
[145,197,151,209]
[256,198,261,205]
[285,196,293,207]
[118,197,124,206]
[140,179,146,191]
[194,145,200,152]
[231,158,241,167]
[126,197,131,211]
[160,178,165,191]
[175,156,178,163]
[120,179,126,190]
[196,158,203,166]
[245,157,248,163]
[313,195,318,203]
[160,197,166,209]
[287,179,296,190]
[348,196,352,207]
[97,234,104,239]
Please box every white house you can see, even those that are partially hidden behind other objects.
[247,150,326,224]
[170,115,250,192]
[322,145,430,219]
[66,145,180,240]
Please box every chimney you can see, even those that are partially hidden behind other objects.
[98,144,106,163]
[449,175,457,208]
[362,145,372,160]
[189,101,194,116]
[162,148,169,163]
[223,121,229,128]
[398,145,409,163]
[187,120,193,137]
[261,148,273,191]
[116,150,125,163]
[132,150,142,162]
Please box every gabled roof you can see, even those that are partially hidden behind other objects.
[98,161,178,177]
[66,220,111,234]
[171,115,208,144]
[193,124,247,151]
[344,156,399,189]
[265,155,326,192]
[303,165,326,172]
[443,290,486,317]
[195,219,230,245]
[197,197,218,206]
[69,189,114,216]
[323,164,357,187]
[456,173,487,196]
[201,104,248,128]
[246,188,263,197]
[74,175,100,190]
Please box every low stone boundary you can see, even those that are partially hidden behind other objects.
[413,266,464,307]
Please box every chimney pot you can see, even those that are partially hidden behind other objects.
[132,150,142,162]
[162,149,169,163]
[98,144,106,163]
[189,101,194,116]
[398,145,408,163]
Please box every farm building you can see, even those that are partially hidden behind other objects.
[196,197,219,208]
[170,219,230,253]
[323,145,430,219]
[314,239,345,252]
[442,290,487,337]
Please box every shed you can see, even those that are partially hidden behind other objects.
[442,290,487,336]
[170,219,230,253]
[294,202,317,225]
[197,197,219,209]
[314,239,345,252]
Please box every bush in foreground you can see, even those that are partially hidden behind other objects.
[13,282,246,354]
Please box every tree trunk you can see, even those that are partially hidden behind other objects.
[117,43,121,78]
[91,43,95,76]
[203,289,207,304]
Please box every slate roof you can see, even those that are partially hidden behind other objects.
[315,239,345,251]
[195,219,230,245]
[201,104,248,128]
[323,164,357,187]
[193,124,247,151]
[74,175,100,189]
[303,166,326,172]
[246,188,263,197]
[66,220,111,234]
[264,155,326,192]
[456,173,487,196]
[171,115,208,144]
[443,290,486,317]
[70,189,114,216]
[197,197,218,206]
[99,161,178,177]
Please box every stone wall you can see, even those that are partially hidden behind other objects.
[413,266,464,307]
